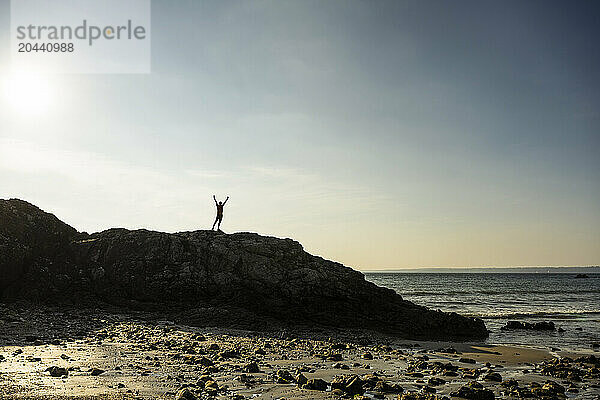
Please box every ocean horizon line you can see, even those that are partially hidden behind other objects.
[359,265,600,273]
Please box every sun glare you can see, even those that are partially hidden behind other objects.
[2,72,54,116]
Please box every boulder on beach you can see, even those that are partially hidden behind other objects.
[450,381,495,400]
[0,198,488,340]
[501,321,555,331]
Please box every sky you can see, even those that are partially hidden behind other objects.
[0,1,598,270]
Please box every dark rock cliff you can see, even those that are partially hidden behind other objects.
[0,199,77,299]
[0,199,488,340]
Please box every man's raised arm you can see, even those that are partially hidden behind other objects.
[224,196,229,205]
[213,195,218,205]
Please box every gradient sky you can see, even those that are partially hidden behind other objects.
[0,1,598,270]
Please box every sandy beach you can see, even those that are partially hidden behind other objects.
[1,305,599,400]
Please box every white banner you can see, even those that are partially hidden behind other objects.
[10,0,151,73]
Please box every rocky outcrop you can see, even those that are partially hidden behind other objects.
[0,199,78,299]
[0,199,488,340]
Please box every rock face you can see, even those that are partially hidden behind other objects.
[0,199,488,340]
[0,199,78,299]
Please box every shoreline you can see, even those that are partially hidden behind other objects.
[1,304,599,399]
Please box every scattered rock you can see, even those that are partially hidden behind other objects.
[484,372,502,382]
[175,388,197,400]
[542,380,565,394]
[540,358,584,381]
[427,377,445,386]
[243,362,260,373]
[501,321,555,331]
[399,392,439,400]
[303,378,328,391]
[296,373,308,386]
[450,382,495,400]
[47,366,68,377]
[330,375,358,395]
[275,369,294,384]
[422,386,436,393]
[500,378,519,389]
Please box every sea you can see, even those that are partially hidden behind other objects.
[364,269,600,351]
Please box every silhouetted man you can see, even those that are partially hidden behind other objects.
[212,195,229,231]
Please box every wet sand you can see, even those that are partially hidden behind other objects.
[1,305,599,399]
